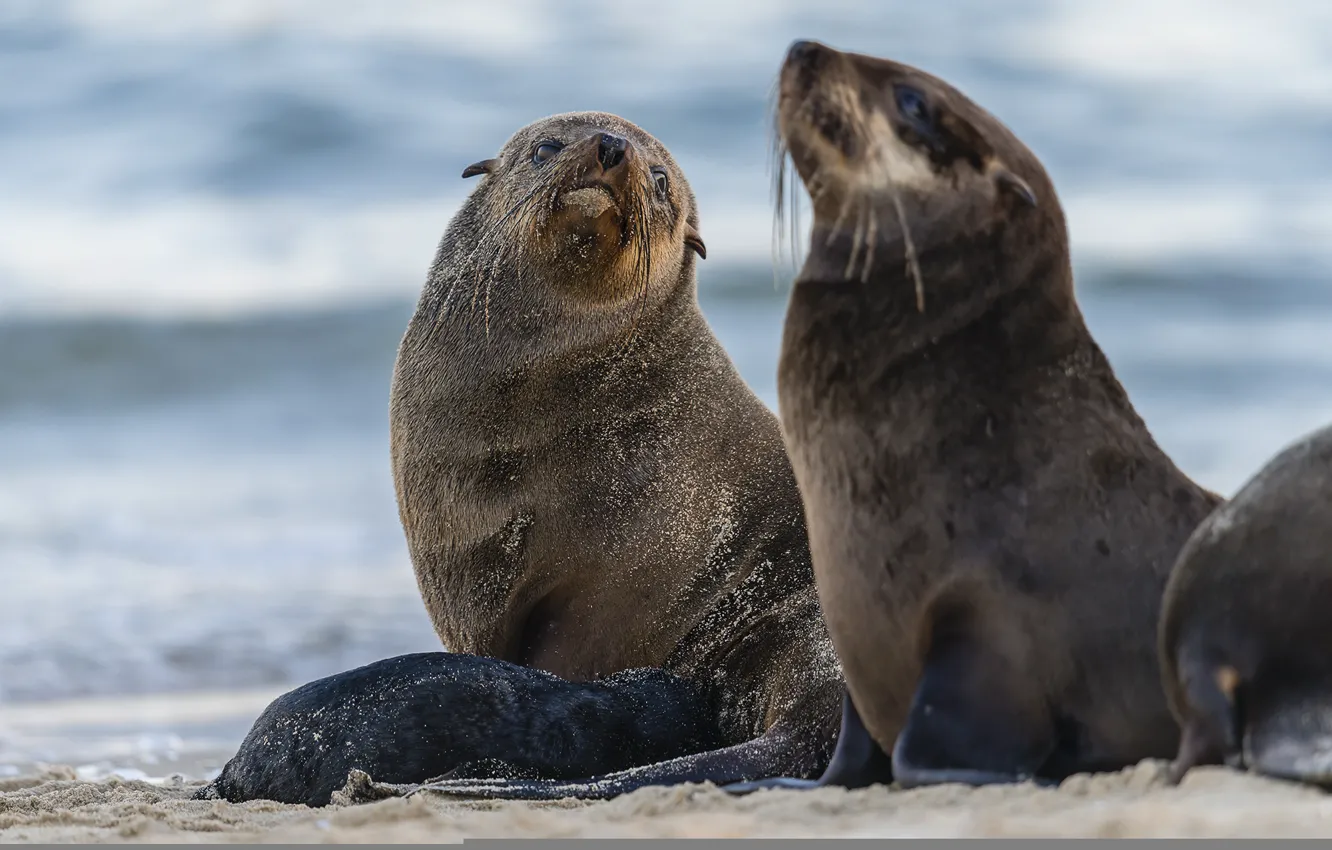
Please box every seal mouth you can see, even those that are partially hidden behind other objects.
[560,181,620,220]
[567,179,619,203]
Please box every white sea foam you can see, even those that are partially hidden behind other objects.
[1022,0,1332,108]
[0,199,456,317]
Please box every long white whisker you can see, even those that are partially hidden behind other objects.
[860,204,878,285]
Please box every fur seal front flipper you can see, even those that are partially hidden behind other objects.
[725,691,894,794]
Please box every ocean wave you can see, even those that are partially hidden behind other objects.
[4,0,1332,318]
[0,300,411,416]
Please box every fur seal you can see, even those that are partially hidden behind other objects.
[195,653,720,807]
[741,40,1222,791]
[1161,423,1332,787]
[381,111,841,800]
[198,112,843,805]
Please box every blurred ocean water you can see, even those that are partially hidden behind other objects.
[4,0,1332,732]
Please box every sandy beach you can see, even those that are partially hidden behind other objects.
[5,628,1331,841]
[3,761,1332,842]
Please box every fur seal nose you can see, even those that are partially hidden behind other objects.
[787,39,829,70]
[597,133,628,172]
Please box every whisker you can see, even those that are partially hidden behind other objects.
[432,171,560,337]
[787,147,807,274]
[825,191,853,248]
[887,187,925,312]
[770,146,793,289]
[859,204,878,285]
[844,202,867,281]
[618,178,654,357]
[465,161,576,334]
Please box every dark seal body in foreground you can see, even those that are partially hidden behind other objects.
[753,41,1221,790]
[1161,423,1332,787]
[197,653,720,806]
[228,111,838,804]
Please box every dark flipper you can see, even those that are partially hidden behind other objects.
[1244,685,1332,786]
[435,759,544,781]
[723,690,894,794]
[891,633,1054,789]
[193,652,720,807]
[1166,660,1243,784]
[373,718,829,802]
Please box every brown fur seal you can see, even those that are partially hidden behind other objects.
[194,112,842,807]
[746,40,1222,790]
[1161,423,1332,787]
[375,111,842,799]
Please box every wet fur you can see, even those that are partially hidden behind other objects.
[201,112,839,807]
[195,653,721,807]
[770,42,1221,787]
[378,112,841,798]
[1161,423,1332,786]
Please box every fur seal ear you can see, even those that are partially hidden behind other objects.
[990,164,1037,208]
[685,226,707,260]
[461,159,498,179]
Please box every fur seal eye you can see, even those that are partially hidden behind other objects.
[894,86,930,126]
[651,167,669,198]
[532,141,563,165]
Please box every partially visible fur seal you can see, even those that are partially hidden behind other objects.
[1161,423,1332,787]
[196,653,719,807]
[742,40,1221,791]
[375,112,839,799]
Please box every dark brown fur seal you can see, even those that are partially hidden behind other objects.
[1161,423,1332,787]
[375,112,841,799]
[751,41,1222,790]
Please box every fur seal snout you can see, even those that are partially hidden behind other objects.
[757,40,1221,791]
[1161,423,1332,787]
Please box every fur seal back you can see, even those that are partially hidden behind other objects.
[1161,423,1332,786]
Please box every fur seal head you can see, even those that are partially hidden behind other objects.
[775,40,1060,320]
[436,112,705,340]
